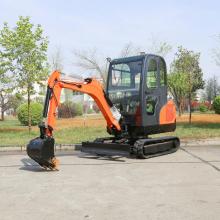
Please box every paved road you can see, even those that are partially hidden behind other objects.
[0,145,220,220]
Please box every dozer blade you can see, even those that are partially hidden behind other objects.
[82,141,131,157]
[81,136,180,158]
[27,137,59,171]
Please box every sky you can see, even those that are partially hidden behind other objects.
[0,0,220,80]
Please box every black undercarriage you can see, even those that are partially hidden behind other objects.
[81,136,180,159]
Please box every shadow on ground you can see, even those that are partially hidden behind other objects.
[20,158,55,172]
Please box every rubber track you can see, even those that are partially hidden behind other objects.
[133,137,180,159]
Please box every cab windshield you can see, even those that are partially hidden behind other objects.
[108,60,142,91]
[107,60,143,116]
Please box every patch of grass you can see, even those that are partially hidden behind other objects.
[0,116,220,146]
[0,117,21,128]
[0,118,38,145]
[178,122,220,139]
[0,129,38,146]
[153,122,220,140]
[0,118,109,146]
[54,127,110,144]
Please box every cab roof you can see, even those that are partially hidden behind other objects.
[110,54,164,64]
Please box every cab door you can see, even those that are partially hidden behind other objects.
[142,55,167,127]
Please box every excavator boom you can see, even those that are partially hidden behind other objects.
[43,71,121,136]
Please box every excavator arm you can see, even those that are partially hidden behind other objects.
[43,71,121,136]
[27,71,122,170]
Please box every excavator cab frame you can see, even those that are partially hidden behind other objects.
[106,54,176,137]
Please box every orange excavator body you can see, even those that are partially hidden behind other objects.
[27,54,180,170]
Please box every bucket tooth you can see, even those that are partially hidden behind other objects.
[50,157,60,171]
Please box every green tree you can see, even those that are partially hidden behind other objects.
[0,16,49,131]
[0,50,14,120]
[213,96,220,114]
[0,88,13,120]
[8,93,24,116]
[168,72,188,116]
[170,47,204,123]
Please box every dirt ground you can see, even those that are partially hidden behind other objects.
[56,115,106,129]
[56,113,220,130]
[176,113,220,124]
[2,113,220,133]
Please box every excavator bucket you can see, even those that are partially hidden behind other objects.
[27,137,59,170]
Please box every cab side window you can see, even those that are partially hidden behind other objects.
[159,58,167,86]
[146,58,157,89]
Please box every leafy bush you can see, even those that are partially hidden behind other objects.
[213,96,220,114]
[74,103,83,116]
[58,102,83,118]
[17,102,43,126]
[199,104,208,113]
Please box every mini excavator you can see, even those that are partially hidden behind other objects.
[27,54,180,170]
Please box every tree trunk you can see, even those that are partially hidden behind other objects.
[27,88,31,133]
[177,102,182,117]
[0,95,5,121]
[180,102,184,116]
[189,92,192,124]
[1,110,4,121]
[176,98,185,117]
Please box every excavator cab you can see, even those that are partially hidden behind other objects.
[106,54,176,137]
